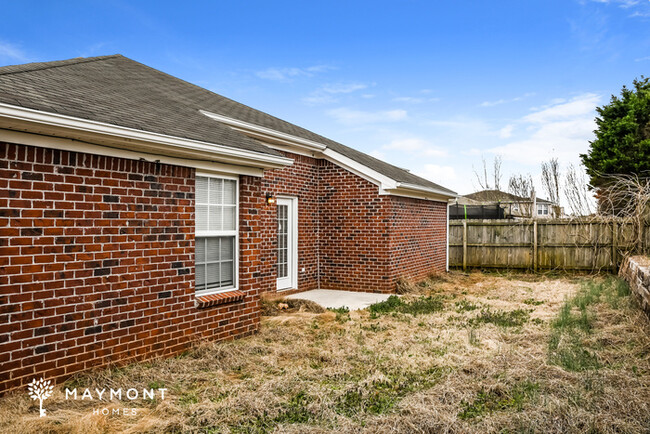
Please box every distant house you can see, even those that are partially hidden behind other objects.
[453,189,560,219]
[0,55,456,393]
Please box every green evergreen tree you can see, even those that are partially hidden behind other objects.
[581,77,650,187]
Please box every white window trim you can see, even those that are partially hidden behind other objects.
[195,173,239,296]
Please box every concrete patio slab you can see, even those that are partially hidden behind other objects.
[286,289,391,311]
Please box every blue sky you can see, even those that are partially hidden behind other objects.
[1,0,649,197]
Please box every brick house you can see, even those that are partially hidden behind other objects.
[0,55,456,393]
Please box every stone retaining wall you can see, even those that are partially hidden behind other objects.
[619,255,650,316]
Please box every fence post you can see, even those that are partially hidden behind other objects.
[612,220,618,271]
[463,220,468,271]
[533,220,538,272]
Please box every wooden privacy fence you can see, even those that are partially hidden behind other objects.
[449,218,649,272]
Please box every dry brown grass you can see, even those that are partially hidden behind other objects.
[1,271,649,433]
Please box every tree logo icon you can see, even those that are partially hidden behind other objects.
[27,378,54,417]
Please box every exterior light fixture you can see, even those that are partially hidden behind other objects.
[266,193,276,205]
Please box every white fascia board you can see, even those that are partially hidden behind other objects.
[0,103,293,169]
[395,182,457,199]
[199,109,459,202]
[321,148,395,189]
[0,129,265,177]
[200,110,327,152]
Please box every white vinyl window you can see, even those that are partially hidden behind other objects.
[537,203,549,216]
[195,175,238,294]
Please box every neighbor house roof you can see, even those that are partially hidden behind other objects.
[0,54,455,196]
[463,189,553,204]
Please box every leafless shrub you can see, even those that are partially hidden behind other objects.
[598,173,650,254]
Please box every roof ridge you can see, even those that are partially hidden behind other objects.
[0,54,123,76]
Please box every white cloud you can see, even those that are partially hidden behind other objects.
[488,93,600,166]
[499,124,514,139]
[522,93,600,123]
[634,56,650,62]
[479,92,535,107]
[414,164,458,187]
[326,108,408,125]
[302,82,369,105]
[0,40,28,62]
[392,96,440,104]
[256,64,334,81]
[321,83,367,94]
[382,138,448,158]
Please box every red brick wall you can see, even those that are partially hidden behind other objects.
[0,142,261,394]
[258,153,448,295]
[257,152,321,294]
[318,160,393,293]
[388,196,448,283]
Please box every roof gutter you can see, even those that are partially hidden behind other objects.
[0,103,294,169]
[395,182,457,199]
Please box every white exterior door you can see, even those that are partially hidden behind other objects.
[276,197,297,290]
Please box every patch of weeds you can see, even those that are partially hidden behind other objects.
[369,295,444,316]
[547,277,629,372]
[231,392,318,432]
[467,328,480,346]
[469,308,530,327]
[275,391,315,424]
[361,323,388,333]
[455,300,480,312]
[548,332,601,371]
[147,380,165,390]
[328,306,351,323]
[523,298,544,306]
[335,388,396,417]
[178,392,200,406]
[334,366,449,417]
[458,380,539,420]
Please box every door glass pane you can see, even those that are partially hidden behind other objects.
[277,204,288,278]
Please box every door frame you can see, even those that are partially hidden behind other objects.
[276,196,298,291]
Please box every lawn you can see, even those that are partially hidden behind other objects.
[1,272,649,433]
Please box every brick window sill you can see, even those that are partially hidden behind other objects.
[195,290,245,308]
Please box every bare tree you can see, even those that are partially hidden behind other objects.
[473,155,503,191]
[541,158,561,216]
[493,155,502,191]
[508,173,534,217]
[563,164,594,216]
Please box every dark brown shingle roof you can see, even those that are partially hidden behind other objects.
[0,54,455,194]
[464,190,552,203]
